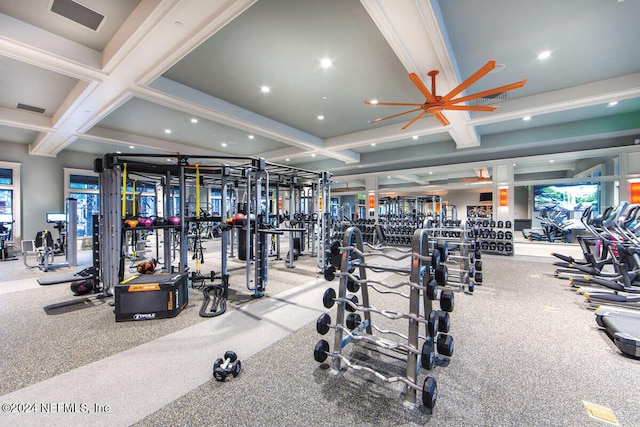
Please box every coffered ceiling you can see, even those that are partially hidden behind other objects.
[1,0,639,191]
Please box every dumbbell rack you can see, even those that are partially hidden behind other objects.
[314,226,453,410]
[473,219,514,256]
[426,220,482,291]
[377,218,421,246]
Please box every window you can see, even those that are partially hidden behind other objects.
[0,162,21,242]
[65,169,100,237]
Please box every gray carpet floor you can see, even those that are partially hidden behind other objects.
[1,238,638,426]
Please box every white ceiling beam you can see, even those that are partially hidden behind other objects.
[82,126,226,156]
[469,72,640,126]
[9,0,257,156]
[0,106,54,133]
[360,0,480,148]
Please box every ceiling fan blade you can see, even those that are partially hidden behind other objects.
[369,107,424,124]
[408,73,438,103]
[447,79,527,105]
[441,60,496,102]
[365,100,424,107]
[433,111,450,126]
[444,105,497,112]
[400,111,427,130]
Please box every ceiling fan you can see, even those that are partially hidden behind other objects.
[364,60,527,129]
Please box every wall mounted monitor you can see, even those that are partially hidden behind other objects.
[0,213,13,223]
[533,183,599,212]
[46,213,66,223]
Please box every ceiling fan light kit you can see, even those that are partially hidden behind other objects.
[365,60,527,129]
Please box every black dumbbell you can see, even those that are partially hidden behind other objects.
[213,350,241,382]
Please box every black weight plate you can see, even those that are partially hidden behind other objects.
[346,313,361,330]
[475,260,483,271]
[345,294,359,312]
[425,276,438,300]
[468,280,475,293]
[475,272,483,283]
[213,367,227,382]
[427,310,439,337]
[440,289,454,312]
[422,377,438,410]
[421,337,435,370]
[437,333,454,357]
[323,266,335,282]
[322,288,336,309]
[314,339,329,363]
[224,351,237,363]
[437,310,450,333]
[213,358,223,371]
[231,360,241,377]
[316,313,331,335]
[347,276,360,293]
[436,240,448,263]
[435,264,448,287]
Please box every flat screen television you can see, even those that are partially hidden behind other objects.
[0,213,13,223]
[533,183,599,212]
[479,192,493,202]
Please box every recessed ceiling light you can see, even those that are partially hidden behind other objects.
[221,143,227,147]
[248,135,254,139]
[607,101,618,107]
[286,158,290,162]
[317,115,324,120]
[190,118,198,123]
[322,96,327,100]
[167,158,172,162]
[412,135,418,140]
[387,176,391,179]
[371,143,376,146]
[116,151,122,154]
[523,116,531,121]
[164,129,171,134]
[320,58,332,68]
[129,145,134,149]
[260,85,270,93]
[311,153,316,157]
[369,99,378,105]
[429,171,433,175]
[537,50,551,60]
[549,159,554,163]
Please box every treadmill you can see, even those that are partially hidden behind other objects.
[594,305,640,357]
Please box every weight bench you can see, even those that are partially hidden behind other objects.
[23,230,68,272]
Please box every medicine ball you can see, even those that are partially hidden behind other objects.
[70,279,94,295]
[136,258,157,274]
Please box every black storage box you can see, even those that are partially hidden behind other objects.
[115,272,188,322]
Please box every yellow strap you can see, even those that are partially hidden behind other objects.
[132,179,137,217]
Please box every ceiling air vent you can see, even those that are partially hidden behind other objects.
[476,91,507,106]
[48,0,106,31]
[16,103,46,114]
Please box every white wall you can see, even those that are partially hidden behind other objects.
[0,141,98,242]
